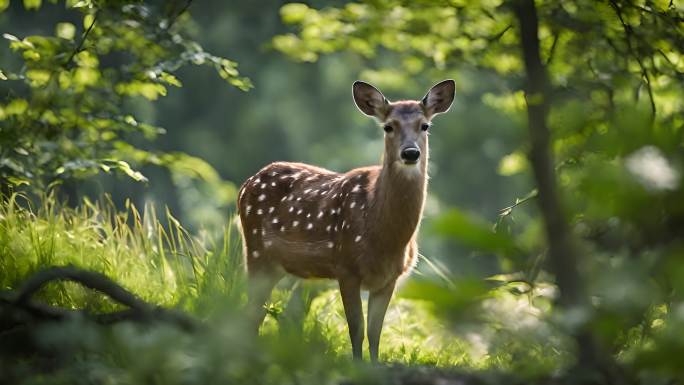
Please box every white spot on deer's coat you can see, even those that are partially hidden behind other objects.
[317,211,324,219]
[329,208,336,215]
[246,205,252,215]
[350,201,356,208]
[355,235,362,243]
[261,228,266,236]
[326,225,331,232]
[254,178,261,184]
[293,220,299,227]
[280,225,286,232]
[268,206,275,213]
[352,185,360,192]
[280,196,287,202]
[272,217,279,224]
[297,209,303,215]
[252,251,260,258]
[270,171,277,176]
[252,229,258,235]
[257,209,263,215]
[326,241,334,248]
[265,240,273,247]
[288,195,294,201]
[258,194,266,202]
[334,226,338,232]
[306,223,313,230]
[296,197,302,201]
[260,183,266,189]
[289,206,294,213]
[304,188,311,194]
[360,204,366,210]
[271,182,276,187]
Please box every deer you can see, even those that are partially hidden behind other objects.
[236,80,455,362]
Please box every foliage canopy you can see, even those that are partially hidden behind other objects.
[0,0,250,193]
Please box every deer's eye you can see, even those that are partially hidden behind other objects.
[421,123,430,131]
[383,125,393,133]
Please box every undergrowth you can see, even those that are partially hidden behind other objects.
[0,193,568,384]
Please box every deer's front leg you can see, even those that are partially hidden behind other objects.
[367,279,396,362]
[338,276,364,360]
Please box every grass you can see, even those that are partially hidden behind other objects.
[0,193,568,384]
[0,193,243,314]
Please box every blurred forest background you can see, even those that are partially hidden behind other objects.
[0,0,683,384]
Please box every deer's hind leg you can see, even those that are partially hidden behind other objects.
[246,256,284,334]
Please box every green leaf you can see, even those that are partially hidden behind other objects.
[280,3,310,24]
[498,151,528,176]
[400,277,490,320]
[433,208,523,257]
[0,0,9,12]
[73,67,99,86]
[2,33,20,42]
[0,69,7,80]
[5,99,28,115]
[26,69,51,87]
[159,72,182,87]
[68,0,90,8]
[23,0,41,10]
[103,159,148,182]
[56,22,76,40]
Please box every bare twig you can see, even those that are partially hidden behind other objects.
[166,0,194,30]
[625,1,684,23]
[64,11,99,68]
[545,31,559,66]
[609,0,656,120]
[499,189,538,217]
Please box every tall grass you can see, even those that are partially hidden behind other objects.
[0,193,567,384]
[0,193,244,314]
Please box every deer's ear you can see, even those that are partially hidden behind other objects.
[353,81,389,118]
[422,80,455,116]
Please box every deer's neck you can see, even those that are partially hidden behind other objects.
[368,153,428,252]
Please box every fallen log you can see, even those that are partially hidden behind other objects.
[0,265,198,333]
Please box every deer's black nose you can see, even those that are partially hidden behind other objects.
[400,147,421,163]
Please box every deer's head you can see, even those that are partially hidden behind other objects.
[353,80,455,172]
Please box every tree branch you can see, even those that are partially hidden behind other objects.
[64,11,99,68]
[609,0,656,120]
[511,0,610,375]
[5,266,198,332]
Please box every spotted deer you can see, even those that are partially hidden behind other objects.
[237,80,455,361]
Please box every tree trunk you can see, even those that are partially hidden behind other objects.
[511,0,607,376]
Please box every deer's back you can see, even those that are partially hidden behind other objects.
[237,162,379,280]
